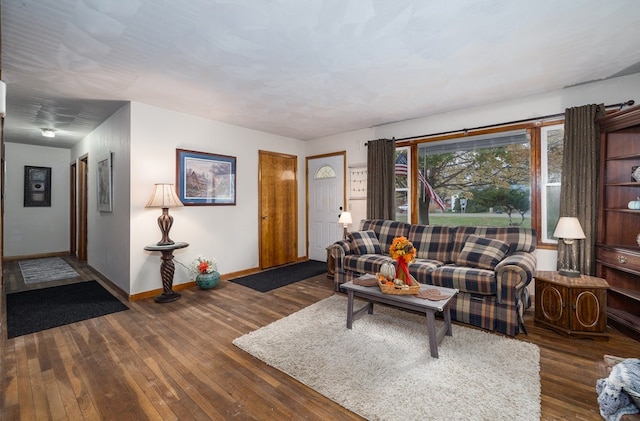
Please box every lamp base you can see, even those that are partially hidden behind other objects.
[558,269,581,278]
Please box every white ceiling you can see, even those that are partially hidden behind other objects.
[3,0,640,148]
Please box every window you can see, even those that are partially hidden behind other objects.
[396,121,566,244]
[395,147,410,222]
[540,124,564,242]
[412,130,531,227]
[314,165,336,179]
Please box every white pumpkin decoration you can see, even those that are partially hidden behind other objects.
[628,197,640,210]
[379,262,396,281]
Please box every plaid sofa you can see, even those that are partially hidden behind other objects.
[327,219,538,336]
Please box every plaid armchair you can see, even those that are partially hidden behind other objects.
[327,219,537,336]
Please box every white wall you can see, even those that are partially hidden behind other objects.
[374,73,640,140]
[129,102,307,295]
[71,104,132,293]
[4,143,70,257]
[306,127,373,229]
[306,73,640,270]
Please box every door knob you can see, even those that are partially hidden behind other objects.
[262,216,268,220]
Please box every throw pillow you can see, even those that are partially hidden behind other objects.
[456,234,510,270]
[349,230,383,255]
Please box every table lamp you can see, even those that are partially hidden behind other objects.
[146,183,183,245]
[339,211,352,239]
[553,216,586,277]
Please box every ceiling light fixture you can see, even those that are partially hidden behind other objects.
[41,128,56,138]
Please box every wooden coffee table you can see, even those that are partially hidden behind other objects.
[341,280,458,358]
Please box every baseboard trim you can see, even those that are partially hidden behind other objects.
[3,251,70,262]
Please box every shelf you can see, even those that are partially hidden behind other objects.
[604,208,640,213]
[597,243,640,249]
[607,308,640,340]
[606,153,640,161]
[608,308,640,327]
[597,260,640,277]
[609,286,640,301]
[605,182,640,186]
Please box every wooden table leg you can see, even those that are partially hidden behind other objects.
[346,290,354,329]
[425,310,439,358]
[443,305,453,337]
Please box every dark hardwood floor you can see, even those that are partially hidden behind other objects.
[1,256,638,420]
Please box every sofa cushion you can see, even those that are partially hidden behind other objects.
[344,254,395,275]
[349,230,382,255]
[456,235,510,270]
[409,258,445,282]
[430,265,497,295]
[408,225,454,263]
[451,227,537,262]
[360,219,410,254]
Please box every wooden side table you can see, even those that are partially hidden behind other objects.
[534,271,609,340]
[144,242,189,303]
[326,247,335,279]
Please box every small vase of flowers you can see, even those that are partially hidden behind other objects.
[191,256,220,290]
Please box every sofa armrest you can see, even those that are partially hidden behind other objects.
[494,252,537,305]
[327,239,353,274]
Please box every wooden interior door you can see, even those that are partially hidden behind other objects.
[78,155,88,261]
[259,150,298,269]
[70,162,77,256]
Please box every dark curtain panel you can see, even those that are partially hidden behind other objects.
[558,104,605,275]
[366,138,395,220]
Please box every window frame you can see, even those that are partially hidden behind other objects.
[394,146,411,222]
[396,119,563,249]
[539,123,564,244]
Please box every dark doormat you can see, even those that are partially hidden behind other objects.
[6,280,129,339]
[230,260,327,292]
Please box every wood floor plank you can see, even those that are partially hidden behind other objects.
[2,257,639,420]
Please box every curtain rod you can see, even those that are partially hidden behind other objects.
[366,99,635,144]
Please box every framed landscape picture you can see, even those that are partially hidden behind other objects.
[176,149,236,205]
[97,153,113,212]
[24,166,51,207]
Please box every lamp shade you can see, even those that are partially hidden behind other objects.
[145,183,183,208]
[553,217,586,240]
[338,211,352,225]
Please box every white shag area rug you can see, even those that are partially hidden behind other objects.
[19,257,79,284]
[233,294,540,421]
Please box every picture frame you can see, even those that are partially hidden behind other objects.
[97,153,113,212]
[24,166,52,207]
[176,148,236,205]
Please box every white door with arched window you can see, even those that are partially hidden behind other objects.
[307,154,345,262]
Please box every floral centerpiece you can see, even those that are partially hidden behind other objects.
[389,236,416,285]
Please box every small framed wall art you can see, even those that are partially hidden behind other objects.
[24,166,51,207]
[176,149,236,205]
[97,153,113,212]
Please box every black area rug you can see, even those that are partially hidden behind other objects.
[230,260,327,292]
[6,281,129,339]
